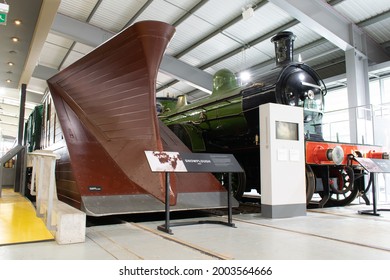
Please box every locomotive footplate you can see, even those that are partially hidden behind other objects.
[306,141,388,208]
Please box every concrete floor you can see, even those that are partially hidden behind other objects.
[1,202,390,260]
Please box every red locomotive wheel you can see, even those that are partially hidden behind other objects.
[322,166,359,207]
[306,165,315,204]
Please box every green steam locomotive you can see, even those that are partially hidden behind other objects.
[158,32,326,201]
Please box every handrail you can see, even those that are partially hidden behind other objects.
[0,145,26,197]
[27,150,61,230]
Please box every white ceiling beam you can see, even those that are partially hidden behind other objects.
[50,13,113,47]
[33,65,60,80]
[44,13,213,92]
[1,88,42,106]
[20,0,61,86]
[160,56,212,94]
[268,0,390,63]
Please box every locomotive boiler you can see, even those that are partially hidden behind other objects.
[158,32,388,207]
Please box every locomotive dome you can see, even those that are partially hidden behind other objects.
[212,68,239,94]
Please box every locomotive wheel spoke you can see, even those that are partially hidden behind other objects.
[325,166,358,207]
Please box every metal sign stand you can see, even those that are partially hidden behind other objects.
[145,151,242,235]
[352,156,390,216]
[158,172,173,234]
[157,172,235,235]
[358,173,380,216]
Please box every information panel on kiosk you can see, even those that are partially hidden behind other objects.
[354,157,390,173]
[144,151,243,173]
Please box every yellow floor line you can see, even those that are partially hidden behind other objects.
[0,188,54,246]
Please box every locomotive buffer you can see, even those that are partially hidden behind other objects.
[145,151,243,234]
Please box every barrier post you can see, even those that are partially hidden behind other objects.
[29,151,60,229]
[28,150,86,244]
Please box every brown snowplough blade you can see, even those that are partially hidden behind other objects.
[47,20,226,208]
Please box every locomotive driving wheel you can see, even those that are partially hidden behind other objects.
[306,165,315,204]
[323,166,358,207]
[213,171,246,201]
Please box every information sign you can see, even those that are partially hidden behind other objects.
[354,157,390,173]
[145,151,243,173]
[0,12,7,25]
[353,156,390,216]
[144,151,241,234]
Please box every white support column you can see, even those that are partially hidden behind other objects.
[345,50,370,108]
[345,46,370,143]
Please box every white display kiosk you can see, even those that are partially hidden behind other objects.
[259,103,306,218]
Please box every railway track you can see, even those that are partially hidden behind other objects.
[86,201,390,259]
[85,202,261,260]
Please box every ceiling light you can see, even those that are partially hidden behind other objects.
[7,62,14,66]
[6,79,11,83]
[242,5,254,21]
[14,19,21,25]
[240,71,251,83]
[11,37,19,42]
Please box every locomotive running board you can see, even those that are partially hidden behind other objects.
[47,21,230,209]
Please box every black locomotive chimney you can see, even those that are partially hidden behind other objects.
[271,31,296,67]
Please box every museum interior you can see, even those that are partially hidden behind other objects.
[0,0,390,265]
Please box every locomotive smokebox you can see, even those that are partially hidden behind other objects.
[271,31,296,67]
